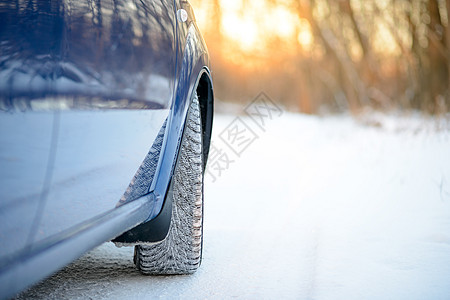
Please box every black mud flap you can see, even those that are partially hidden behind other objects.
[112,190,172,244]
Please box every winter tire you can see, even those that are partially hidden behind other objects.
[134,92,203,275]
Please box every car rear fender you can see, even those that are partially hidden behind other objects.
[112,24,213,244]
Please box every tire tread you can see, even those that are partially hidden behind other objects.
[135,93,203,275]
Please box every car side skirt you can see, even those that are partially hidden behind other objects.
[0,195,154,300]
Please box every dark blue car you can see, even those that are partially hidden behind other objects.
[0,0,213,298]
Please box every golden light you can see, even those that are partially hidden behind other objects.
[269,6,298,38]
[221,8,260,52]
[191,0,305,55]
[297,18,313,51]
[373,22,400,55]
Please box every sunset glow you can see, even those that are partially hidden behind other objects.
[297,18,313,51]
[192,0,301,54]
[188,0,445,115]
[221,0,300,53]
[191,0,402,59]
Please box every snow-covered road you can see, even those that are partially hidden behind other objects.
[16,112,450,299]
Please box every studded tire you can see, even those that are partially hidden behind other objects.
[134,93,203,275]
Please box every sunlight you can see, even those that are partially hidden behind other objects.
[297,18,313,51]
[374,22,399,55]
[190,0,308,59]
[221,10,259,52]
[220,0,263,52]
[191,0,403,58]
[271,6,297,38]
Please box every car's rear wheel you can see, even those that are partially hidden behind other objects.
[134,92,203,275]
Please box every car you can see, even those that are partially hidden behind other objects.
[0,0,213,298]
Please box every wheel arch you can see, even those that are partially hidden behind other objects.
[195,69,214,170]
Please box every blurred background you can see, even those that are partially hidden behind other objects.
[190,0,450,115]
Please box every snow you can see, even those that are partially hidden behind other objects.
[16,112,450,299]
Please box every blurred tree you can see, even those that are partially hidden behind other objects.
[191,0,450,114]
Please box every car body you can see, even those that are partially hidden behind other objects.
[0,0,213,298]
